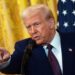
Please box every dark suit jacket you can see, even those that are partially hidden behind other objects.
[1,32,75,75]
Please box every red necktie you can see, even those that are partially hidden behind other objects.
[47,44,62,75]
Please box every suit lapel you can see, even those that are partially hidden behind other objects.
[31,45,53,75]
[33,45,50,66]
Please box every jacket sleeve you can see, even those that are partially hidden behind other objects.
[0,39,27,74]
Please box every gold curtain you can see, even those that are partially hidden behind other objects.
[0,0,57,54]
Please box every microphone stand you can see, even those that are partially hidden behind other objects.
[21,40,36,75]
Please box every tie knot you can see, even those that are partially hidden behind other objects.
[47,44,53,51]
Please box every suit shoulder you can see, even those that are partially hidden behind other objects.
[16,38,31,44]
[60,32,75,46]
[15,38,32,48]
[60,32,75,40]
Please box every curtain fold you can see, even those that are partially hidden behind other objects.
[47,0,57,23]
[0,0,57,54]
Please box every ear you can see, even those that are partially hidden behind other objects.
[48,18,55,29]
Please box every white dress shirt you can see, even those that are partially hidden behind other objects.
[43,31,63,73]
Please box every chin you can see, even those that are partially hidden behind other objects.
[35,40,44,45]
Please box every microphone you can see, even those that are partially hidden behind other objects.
[21,39,36,75]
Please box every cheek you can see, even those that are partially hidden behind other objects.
[42,27,52,40]
[41,26,50,35]
[39,27,50,41]
[28,31,32,35]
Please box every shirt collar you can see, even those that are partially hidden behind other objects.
[50,31,61,52]
[43,31,61,52]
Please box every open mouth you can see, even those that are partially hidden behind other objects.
[33,36,40,41]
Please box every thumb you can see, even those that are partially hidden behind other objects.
[3,52,10,60]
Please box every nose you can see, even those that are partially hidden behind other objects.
[30,26,37,34]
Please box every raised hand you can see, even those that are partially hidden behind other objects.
[0,47,10,63]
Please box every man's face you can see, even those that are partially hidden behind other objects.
[23,12,55,45]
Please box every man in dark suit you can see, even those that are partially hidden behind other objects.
[0,4,75,75]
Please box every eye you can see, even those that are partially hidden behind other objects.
[33,22,41,26]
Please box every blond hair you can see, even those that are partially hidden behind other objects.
[22,4,54,21]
